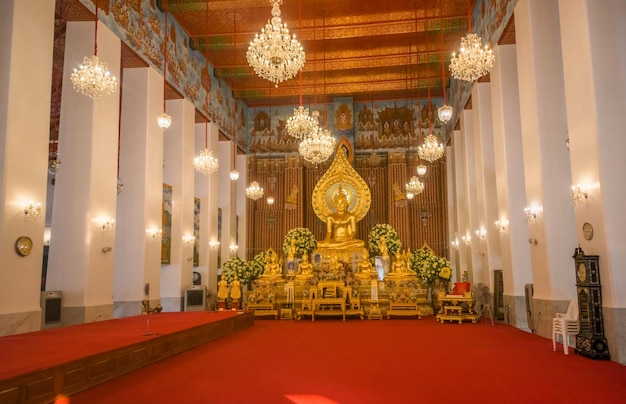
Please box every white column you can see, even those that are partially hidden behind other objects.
[445,145,459,281]
[490,44,533,329]
[193,121,221,298]
[0,0,55,335]
[236,153,248,258]
[46,20,120,325]
[161,99,196,311]
[559,0,626,363]
[452,130,470,278]
[471,82,502,285]
[515,0,576,335]
[460,111,483,283]
[218,140,238,263]
[113,67,164,317]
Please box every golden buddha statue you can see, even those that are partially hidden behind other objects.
[388,251,417,277]
[261,249,282,279]
[355,250,376,279]
[318,187,365,250]
[311,139,371,262]
[296,253,314,279]
[287,238,297,260]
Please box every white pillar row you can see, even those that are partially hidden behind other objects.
[113,67,164,317]
[460,111,483,284]
[161,99,196,311]
[490,44,533,329]
[217,139,237,265]
[47,21,121,325]
[470,82,502,286]
[558,0,626,363]
[452,130,470,279]
[0,0,55,335]
[515,0,577,337]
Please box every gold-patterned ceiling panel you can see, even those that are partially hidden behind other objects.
[165,0,477,107]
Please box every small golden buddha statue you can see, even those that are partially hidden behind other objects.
[286,185,298,205]
[261,249,282,279]
[355,250,376,279]
[389,251,416,277]
[296,253,314,279]
[317,187,365,250]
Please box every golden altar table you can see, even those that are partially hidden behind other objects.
[436,295,480,324]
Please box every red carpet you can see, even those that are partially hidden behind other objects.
[0,311,239,380]
[69,317,626,404]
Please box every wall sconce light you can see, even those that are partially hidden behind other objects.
[147,227,162,239]
[100,218,116,232]
[266,195,275,205]
[461,235,472,245]
[451,238,460,249]
[229,243,238,253]
[24,201,42,220]
[102,246,113,253]
[570,184,588,206]
[524,206,539,223]
[495,220,508,234]
[183,235,196,246]
[475,228,487,239]
[209,240,220,249]
[528,238,538,245]
[406,192,414,200]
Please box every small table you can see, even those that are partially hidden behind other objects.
[436,295,479,324]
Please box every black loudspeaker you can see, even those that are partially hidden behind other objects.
[41,291,63,329]
[184,286,206,312]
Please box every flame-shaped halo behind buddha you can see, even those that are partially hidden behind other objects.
[312,140,371,224]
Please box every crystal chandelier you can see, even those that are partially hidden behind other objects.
[193,149,219,175]
[286,106,317,139]
[71,55,118,99]
[449,33,495,82]
[299,125,335,165]
[418,134,445,163]
[246,180,264,200]
[246,0,305,87]
[157,9,171,129]
[405,176,424,196]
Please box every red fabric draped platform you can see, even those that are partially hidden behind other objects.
[0,311,254,403]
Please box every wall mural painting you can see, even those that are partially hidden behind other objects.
[193,197,200,267]
[161,183,173,265]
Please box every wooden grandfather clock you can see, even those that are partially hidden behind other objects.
[573,248,610,359]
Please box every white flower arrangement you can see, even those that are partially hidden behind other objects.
[410,247,452,287]
[222,257,253,285]
[282,227,317,258]
[367,224,402,257]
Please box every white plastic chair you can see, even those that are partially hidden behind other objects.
[552,300,579,354]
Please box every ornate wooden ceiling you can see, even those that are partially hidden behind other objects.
[164,0,478,107]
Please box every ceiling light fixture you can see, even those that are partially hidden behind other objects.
[157,7,171,129]
[286,1,317,140]
[246,0,305,87]
[405,176,424,197]
[70,0,118,99]
[299,12,335,165]
[194,17,219,176]
[449,0,494,82]
[437,0,453,123]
